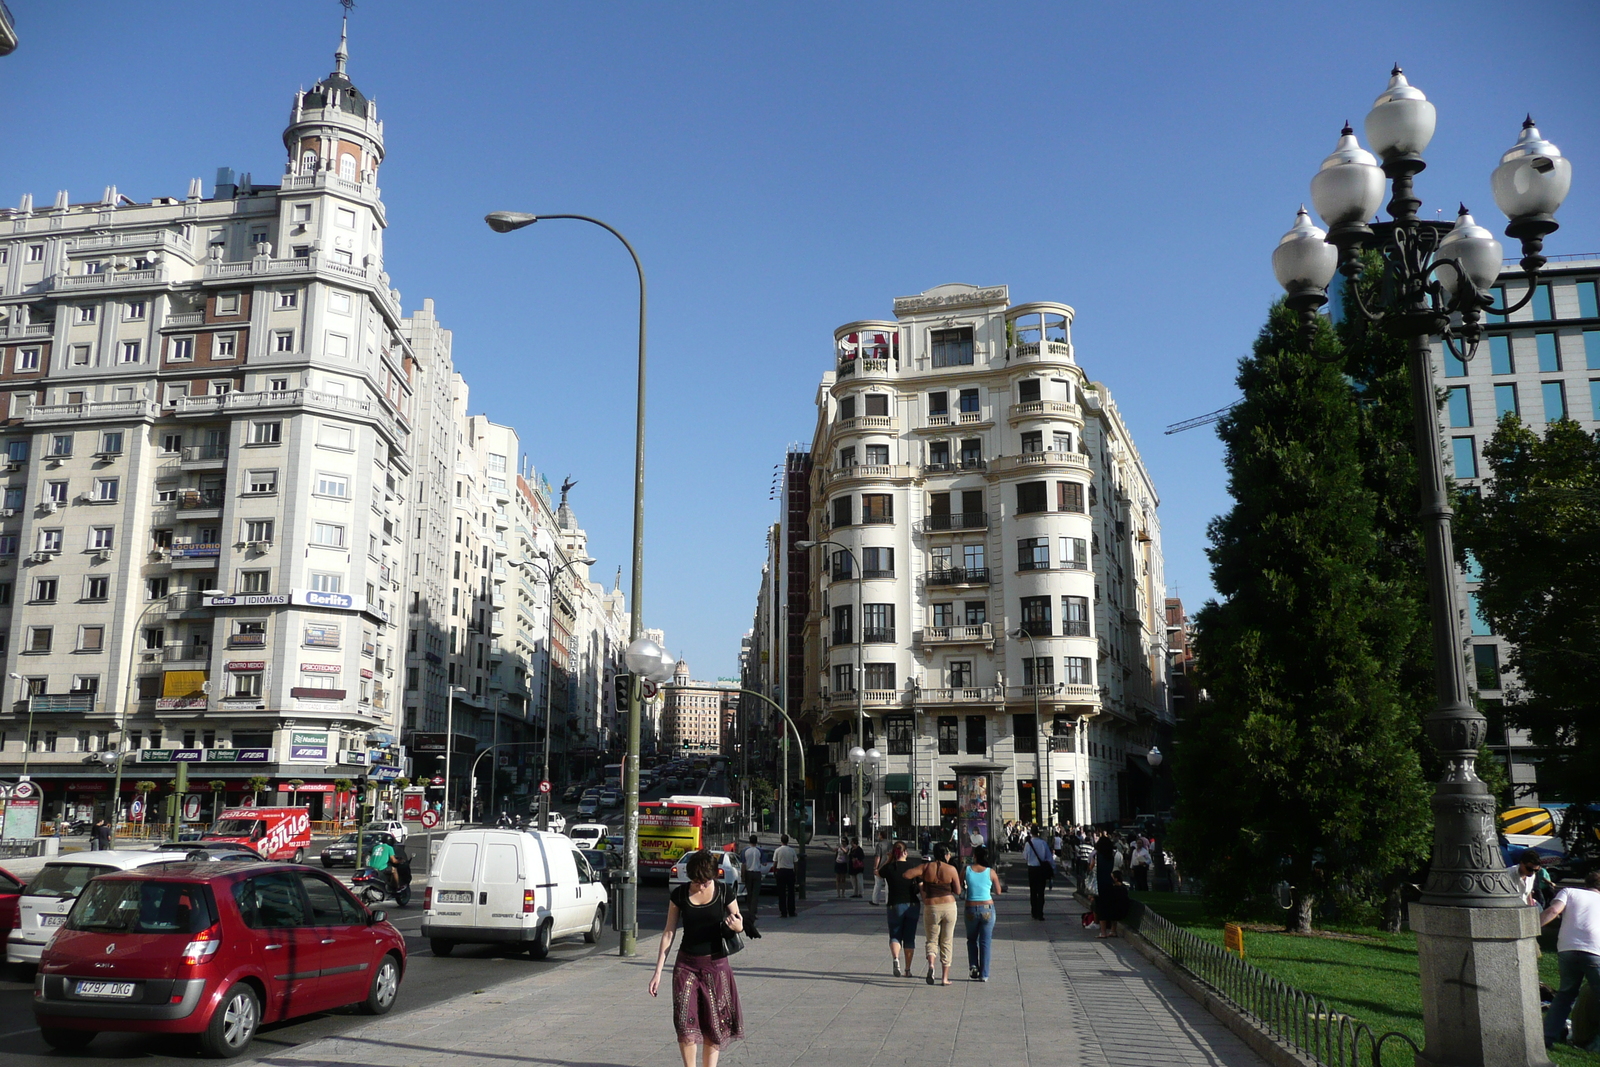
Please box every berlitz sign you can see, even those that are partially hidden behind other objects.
[292,589,362,611]
[204,593,290,607]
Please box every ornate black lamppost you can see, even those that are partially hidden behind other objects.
[1272,68,1571,1067]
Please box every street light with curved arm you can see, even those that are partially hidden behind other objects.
[796,538,865,838]
[509,553,596,830]
[486,210,649,956]
[109,594,181,841]
[1009,627,1048,828]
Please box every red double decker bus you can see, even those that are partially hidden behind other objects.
[637,795,741,880]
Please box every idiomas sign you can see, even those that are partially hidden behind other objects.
[203,593,290,608]
[289,731,330,763]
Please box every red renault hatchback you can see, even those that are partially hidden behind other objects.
[33,861,405,1057]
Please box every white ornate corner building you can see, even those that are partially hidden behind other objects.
[800,283,1170,833]
[0,26,633,825]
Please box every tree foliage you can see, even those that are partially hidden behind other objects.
[1170,300,1432,932]
[1456,415,1600,813]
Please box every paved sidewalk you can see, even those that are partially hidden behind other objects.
[241,886,1267,1067]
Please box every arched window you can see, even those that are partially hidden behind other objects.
[301,151,318,174]
[339,154,357,181]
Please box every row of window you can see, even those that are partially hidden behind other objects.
[827,655,1096,706]
[828,481,1092,528]
[1484,280,1600,324]
[1445,329,1600,378]
[828,595,1092,642]
[1447,380,1600,436]
[0,526,117,554]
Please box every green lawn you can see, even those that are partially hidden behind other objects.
[1132,892,1595,1067]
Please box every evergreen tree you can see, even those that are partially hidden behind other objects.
[1456,415,1600,820]
[1170,301,1431,932]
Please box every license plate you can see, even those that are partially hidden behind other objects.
[41,915,66,927]
[75,981,136,999]
[437,890,473,903]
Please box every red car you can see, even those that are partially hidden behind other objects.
[33,861,406,1057]
[0,865,23,954]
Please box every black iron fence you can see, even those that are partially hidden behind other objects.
[1134,907,1419,1067]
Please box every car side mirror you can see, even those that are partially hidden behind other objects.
[368,909,387,925]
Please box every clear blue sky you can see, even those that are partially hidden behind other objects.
[4,2,1596,678]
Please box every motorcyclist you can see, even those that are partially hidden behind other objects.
[367,834,396,894]
[387,835,413,902]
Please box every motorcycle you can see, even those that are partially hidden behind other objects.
[353,865,411,907]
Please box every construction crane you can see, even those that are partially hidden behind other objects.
[1164,404,1237,435]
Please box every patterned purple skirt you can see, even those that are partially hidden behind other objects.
[672,951,743,1047]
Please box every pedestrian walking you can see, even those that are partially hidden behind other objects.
[1540,870,1600,1051]
[834,841,850,898]
[1096,870,1131,938]
[963,845,1004,981]
[740,835,766,936]
[848,838,866,898]
[1094,831,1117,899]
[879,842,922,977]
[1074,832,1092,889]
[89,818,112,851]
[1131,839,1152,893]
[908,844,961,986]
[870,829,892,905]
[1022,825,1053,920]
[1508,848,1555,908]
[649,850,746,1066]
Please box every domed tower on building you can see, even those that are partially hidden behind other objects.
[284,19,384,186]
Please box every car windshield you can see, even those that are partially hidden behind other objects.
[67,880,215,934]
[208,819,263,837]
[27,863,114,899]
[335,834,361,844]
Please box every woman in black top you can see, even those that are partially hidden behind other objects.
[649,850,745,1064]
[879,842,922,977]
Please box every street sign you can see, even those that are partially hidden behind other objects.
[641,679,659,699]
[420,809,440,829]
[129,798,144,822]
[538,780,551,794]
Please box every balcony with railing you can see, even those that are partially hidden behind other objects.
[988,450,1092,475]
[1006,683,1099,704]
[25,692,99,715]
[1062,619,1092,637]
[921,457,987,476]
[181,444,229,466]
[1005,303,1074,363]
[925,567,989,587]
[825,688,912,708]
[53,265,166,291]
[834,323,898,380]
[162,643,213,663]
[1018,620,1053,637]
[834,415,898,434]
[862,627,896,644]
[1007,400,1082,422]
[824,463,911,487]
[919,623,994,646]
[175,488,226,511]
[918,512,988,533]
[916,686,1003,705]
[175,388,374,420]
[25,399,161,426]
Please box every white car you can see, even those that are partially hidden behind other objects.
[546,811,567,834]
[568,823,611,850]
[7,851,180,974]
[669,850,741,891]
[364,819,408,843]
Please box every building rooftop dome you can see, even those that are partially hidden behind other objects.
[303,18,368,118]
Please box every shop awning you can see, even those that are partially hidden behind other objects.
[882,773,912,794]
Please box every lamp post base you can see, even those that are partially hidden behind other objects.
[1410,903,1551,1067]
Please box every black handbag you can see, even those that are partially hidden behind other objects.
[720,885,745,955]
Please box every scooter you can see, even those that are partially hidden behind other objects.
[353,866,411,907]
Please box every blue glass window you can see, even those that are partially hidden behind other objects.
[1494,384,1518,419]
[1486,286,1506,324]
[1532,284,1554,321]
[1541,381,1566,422]
[1451,437,1477,478]
[1468,593,1492,637]
[1463,551,1483,583]
[1447,386,1472,427]
[1585,331,1600,371]
[1579,281,1599,320]
[1443,345,1467,377]
[1489,335,1513,374]
[1591,380,1600,422]
[1536,333,1560,372]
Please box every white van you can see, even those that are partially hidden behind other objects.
[7,851,181,974]
[422,829,608,959]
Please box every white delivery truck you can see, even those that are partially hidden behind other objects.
[422,829,608,959]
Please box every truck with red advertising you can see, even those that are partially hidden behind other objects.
[202,807,313,862]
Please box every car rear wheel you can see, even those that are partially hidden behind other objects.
[360,953,401,1015]
[584,906,605,944]
[429,938,455,957]
[39,1027,95,1051]
[198,982,260,1058]
[526,919,552,959]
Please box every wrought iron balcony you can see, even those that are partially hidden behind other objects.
[919,512,988,532]
[925,567,989,587]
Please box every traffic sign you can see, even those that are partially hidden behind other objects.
[538,780,551,794]
[420,809,440,829]
[641,679,659,699]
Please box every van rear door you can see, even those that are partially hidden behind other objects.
[430,833,482,928]
[478,835,524,935]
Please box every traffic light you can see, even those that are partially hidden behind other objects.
[614,672,632,712]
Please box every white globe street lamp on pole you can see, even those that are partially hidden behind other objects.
[1273,68,1571,1067]
[797,539,866,841]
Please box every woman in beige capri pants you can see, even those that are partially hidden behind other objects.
[906,844,962,985]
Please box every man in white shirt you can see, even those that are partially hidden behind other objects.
[1540,870,1600,1050]
[772,834,799,918]
[1507,849,1552,908]
[741,834,768,933]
